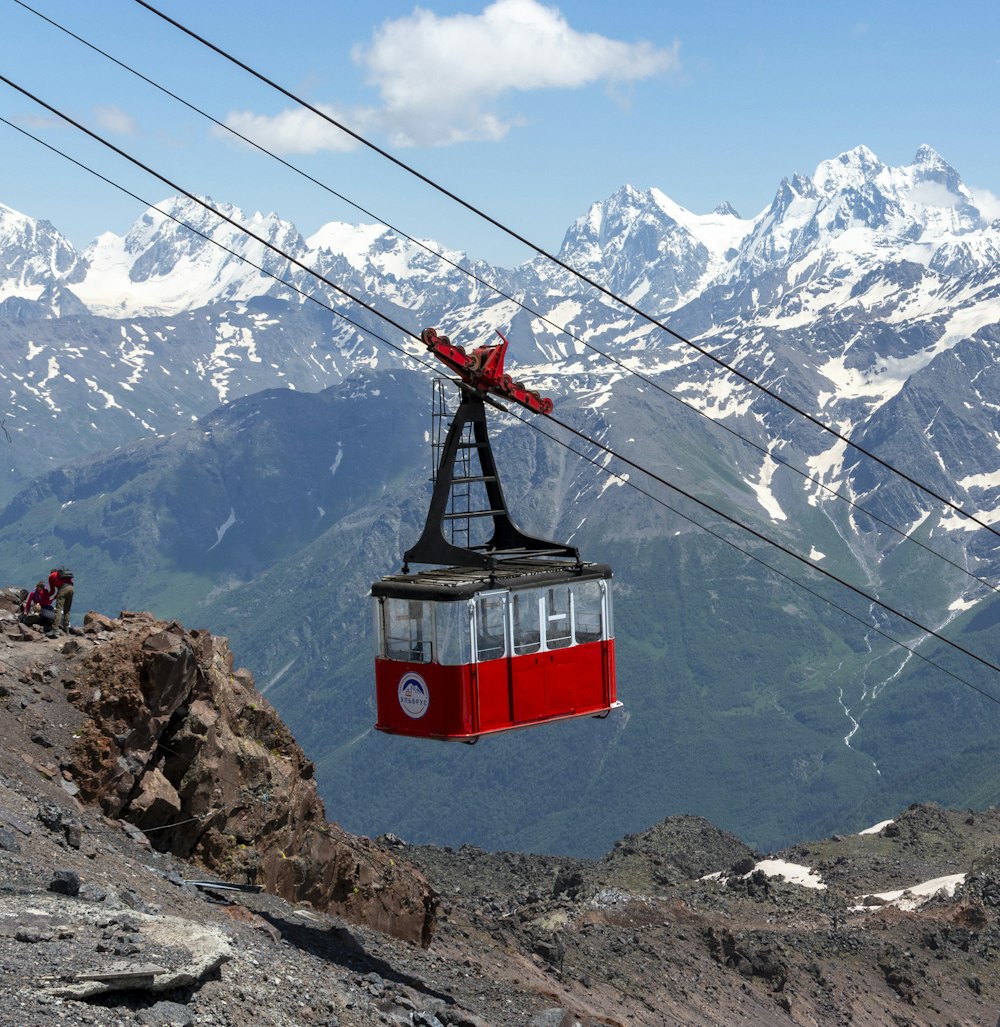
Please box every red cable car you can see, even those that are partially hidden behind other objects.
[372,328,620,742]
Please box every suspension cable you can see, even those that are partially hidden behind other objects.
[544,408,1000,677]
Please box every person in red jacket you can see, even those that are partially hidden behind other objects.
[48,568,74,633]
[21,580,56,635]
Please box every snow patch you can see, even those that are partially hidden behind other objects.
[745,452,788,522]
[703,859,827,891]
[752,859,827,890]
[330,443,343,476]
[852,873,965,913]
[208,508,237,551]
[939,505,1000,533]
[958,470,1000,491]
[859,819,894,836]
[599,472,628,495]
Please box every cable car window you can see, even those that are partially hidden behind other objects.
[512,589,541,655]
[383,598,433,663]
[545,586,573,649]
[571,580,604,643]
[435,601,472,666]
[475,594,507,662]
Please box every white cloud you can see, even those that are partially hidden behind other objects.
[220,0,679,154]
[11,113,62,131]
[355,0,680,146]
[970,186,1000,221]
[220,104,365,154]
[93,106,137,136]
[909,180,963,209]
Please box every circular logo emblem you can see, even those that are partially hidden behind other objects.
[398,672,430,719]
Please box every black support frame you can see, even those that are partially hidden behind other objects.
[403,388,579,572]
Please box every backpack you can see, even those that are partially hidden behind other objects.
[56,568,73,584]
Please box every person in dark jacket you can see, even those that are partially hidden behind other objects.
[49,568,74,633]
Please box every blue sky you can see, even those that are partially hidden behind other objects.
[2,0,999,267]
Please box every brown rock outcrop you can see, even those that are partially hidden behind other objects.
[66,609,437,946]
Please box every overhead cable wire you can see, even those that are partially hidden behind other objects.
[18,0,998,598]
[131,0,1000,542]
[2,76,998,682]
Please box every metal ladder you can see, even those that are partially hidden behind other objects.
[431,379,473,549]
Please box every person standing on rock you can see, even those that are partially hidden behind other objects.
[48,567,74,633]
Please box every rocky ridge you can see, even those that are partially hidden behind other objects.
[4,590,1000,1025]
[0,587,436,950]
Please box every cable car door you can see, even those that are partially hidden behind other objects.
[510,590,548,721]
[474,592,514,729]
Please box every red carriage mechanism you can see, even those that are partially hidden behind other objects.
[419,326,554,416]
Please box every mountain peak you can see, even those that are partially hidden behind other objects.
[813,145,885,195]
[713,201,742,218]
[768,173,818,218]
[908,144,966,196]
[0,200,83,296]
[0,201,30,230]
[913,143,949,169]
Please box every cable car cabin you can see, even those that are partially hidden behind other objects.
[373,561,617,742]
[372,328,620,741]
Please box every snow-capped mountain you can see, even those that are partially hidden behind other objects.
[553,184,752,311]
[75,196,309,316]
[0,201,83,300]
[732,144,992,282]
[2,143,1000,559]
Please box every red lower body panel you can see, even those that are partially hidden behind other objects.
[375,640,617,741]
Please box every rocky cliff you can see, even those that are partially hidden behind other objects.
[1,588,436,948]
